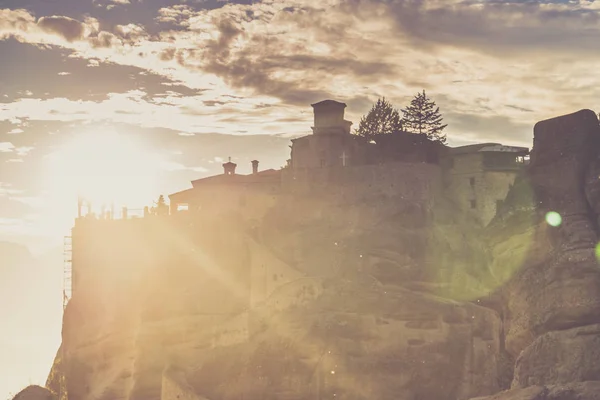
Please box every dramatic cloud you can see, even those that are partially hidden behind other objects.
[37,16,85,42]
[5,1,600,134]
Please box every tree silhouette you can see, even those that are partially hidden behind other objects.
[401,90,447,144]
[354,97,403,142]
[152,195,169,216]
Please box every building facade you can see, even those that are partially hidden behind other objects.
[446,143,530,225]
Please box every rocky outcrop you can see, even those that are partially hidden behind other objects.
[479,110,600,400]
[471,381,600,400]
[54,198,507,400]
[11,386,56,400]
[512,324,600,387]
[50,109,600,400]
[184,280,505,400]
[503,110,600,358]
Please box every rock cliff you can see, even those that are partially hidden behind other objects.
[11,385,56,400]
[476,109,600,400]
[45,110,600,400]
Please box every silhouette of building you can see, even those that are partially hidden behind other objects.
[63,99,530,314]
[168,157,281,217]
[289,100,365,169]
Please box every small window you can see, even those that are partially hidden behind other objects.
[469,177,475,187]
[470,200,477,209]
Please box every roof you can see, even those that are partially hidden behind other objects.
[450,143,529,155]
[168,187,196,199]
[190,168,281,187]
[311,99,347,109]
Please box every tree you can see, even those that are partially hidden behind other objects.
[152,194,169,216]
[354,97,403,141]
[401,90,447,144]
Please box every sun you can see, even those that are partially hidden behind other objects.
[42,130,163,233]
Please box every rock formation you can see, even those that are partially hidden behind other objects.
[475,109,600,400]
[11,386,56,400]
[44,109,600,400]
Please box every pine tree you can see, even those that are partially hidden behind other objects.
[153,194,169,215]
[401,90,447,144]
[354,97,403,141]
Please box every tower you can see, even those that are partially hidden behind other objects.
[311,100,352,135]
[223,157,237,175]
[290,100,359,169]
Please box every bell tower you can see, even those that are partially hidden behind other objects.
[222,157,237,175]
[311,100,352,135]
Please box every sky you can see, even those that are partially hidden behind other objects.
[2,0,600,397]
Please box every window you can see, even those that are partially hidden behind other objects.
[470,200,477,209]
[469,177,475,187]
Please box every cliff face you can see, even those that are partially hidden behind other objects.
[51,177,507,400]
[49,110,600,400]
[477,110,600,400]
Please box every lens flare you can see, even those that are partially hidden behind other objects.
[545,211,562,227]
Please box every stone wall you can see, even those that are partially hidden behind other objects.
[172,183,280,221]
[445,152,523,225]
[448,170,519,225]
[283,162,441,206]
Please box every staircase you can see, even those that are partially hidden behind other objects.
[63,236,72,310]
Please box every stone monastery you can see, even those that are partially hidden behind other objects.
[56,100,529,398]
[168,99,529,226]
[63,99,529,345]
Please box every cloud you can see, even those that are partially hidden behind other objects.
[0,142,15,152]
[161,161,208,173]
[0,8,36,37]
[156,5,195,26]
[37,16,86,42]
[378,0,600,56]
[114,24,147,41]
[15,147,34,156]
[2,1,600,147]
[0,182,21,196]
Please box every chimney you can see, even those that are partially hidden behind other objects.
[222,156,237,175]
[251,160,259,175]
